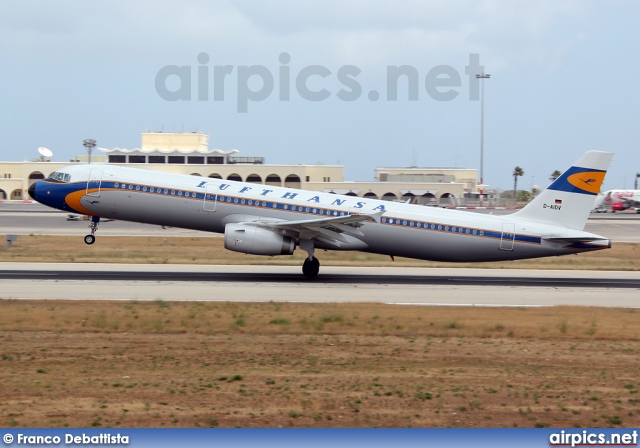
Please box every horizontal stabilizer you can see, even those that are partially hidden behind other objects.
[544,237,603,243]
[543,236,611,250]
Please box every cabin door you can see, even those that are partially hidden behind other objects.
[86,170,103,197]
[500,222,516,251]
[203,183,218,211]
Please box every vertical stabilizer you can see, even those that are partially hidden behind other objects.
[512,151,613,230]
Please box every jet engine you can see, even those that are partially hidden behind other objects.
[611,201,628,211]
[224,223,295,256]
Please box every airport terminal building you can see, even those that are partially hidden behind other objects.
[0,132,481,206]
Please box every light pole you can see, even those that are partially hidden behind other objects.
[83,139,96,164]
[476,73,490,205]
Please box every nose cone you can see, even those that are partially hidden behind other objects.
[28,182,36,200]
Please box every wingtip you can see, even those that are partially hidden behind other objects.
[369,210,385,223]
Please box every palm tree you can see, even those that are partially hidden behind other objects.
[513,166,524,204]
[549,170,562,182]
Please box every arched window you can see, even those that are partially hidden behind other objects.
[381,192,397,202]
[246,174,262,184]
[227,173,242,182]
[208,173,222,179]
[284,174,301,189]
[401,192,415,204]
[439,192,456,206]
[28,172,45,188]
[265,174,282,186]
[419,192,436,205]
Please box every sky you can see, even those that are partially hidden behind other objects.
[1,0,639,191]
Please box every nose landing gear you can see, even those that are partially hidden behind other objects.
[84,216,100,245]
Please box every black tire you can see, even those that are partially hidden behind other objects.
[84,234,95,245]
[302,257,320,279]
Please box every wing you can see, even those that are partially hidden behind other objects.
[621,198,640,207]
[248,210,384,245]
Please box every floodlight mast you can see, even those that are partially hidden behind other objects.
[476,73,490,206]
[83,139,97,164]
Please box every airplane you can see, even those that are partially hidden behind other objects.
[28,150,613,278]
[593,190,640,213]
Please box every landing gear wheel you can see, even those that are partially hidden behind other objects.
[85,216,100,245]
[302,257,320,279]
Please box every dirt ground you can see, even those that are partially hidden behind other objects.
[1,301,639,428]
[2,237,639,428]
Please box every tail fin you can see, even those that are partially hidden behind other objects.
[512,151,613,230]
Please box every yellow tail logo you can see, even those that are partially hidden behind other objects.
[566,171,606,195]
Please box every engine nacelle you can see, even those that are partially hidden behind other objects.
[224,223,295,256]
[612,201,628,211]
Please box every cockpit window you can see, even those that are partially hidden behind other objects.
[48,172,71,182]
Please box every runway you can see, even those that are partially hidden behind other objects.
[2,203,639,308]
[2,263,639,308]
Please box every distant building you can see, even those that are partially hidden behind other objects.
[0,132,479,205]
[97,131,262,166]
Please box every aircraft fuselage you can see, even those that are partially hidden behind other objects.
[29,163,610,264]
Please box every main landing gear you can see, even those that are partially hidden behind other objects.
[302,257,320,279]
[84,216,100,245]
[300,238,320,279]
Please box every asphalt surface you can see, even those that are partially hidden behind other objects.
[2,267,640,289]
[2,203,639,308]
[1,264,639,307]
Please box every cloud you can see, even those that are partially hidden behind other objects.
[0,0,593,72]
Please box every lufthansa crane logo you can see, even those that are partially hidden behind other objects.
[566,171,606,195]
